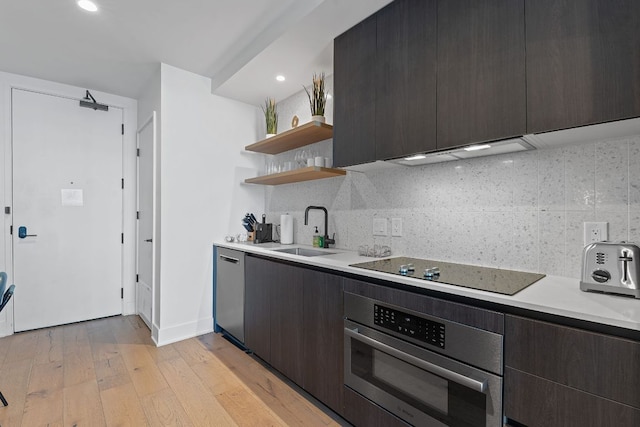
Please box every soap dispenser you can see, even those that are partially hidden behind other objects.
[313,226,320,247]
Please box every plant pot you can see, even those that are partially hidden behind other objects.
[311,115,326,124]
[266,133,276,139]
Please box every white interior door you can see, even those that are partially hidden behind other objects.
[12,89,123,332]
[136,113,155,329]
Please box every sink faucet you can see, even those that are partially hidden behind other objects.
[304,205,335,248]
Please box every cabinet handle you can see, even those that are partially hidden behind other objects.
[344,327,488,394]
[219,254,239,264]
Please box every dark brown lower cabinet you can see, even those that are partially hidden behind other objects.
[505,368,640,427]
[302,268,344,415]
[244,256,272,363]
[244,256,344,416]
[344,386,409,427]
[504,315,640,426]
[270,264,304,386]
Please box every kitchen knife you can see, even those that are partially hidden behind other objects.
[250,213,258,225]
[242,219,253,232]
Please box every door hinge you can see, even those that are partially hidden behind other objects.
[136,211,140,220]
[136,148,140,157]
[136,274,139,282]
[9,225,12,235]
[121,288,124,299]
[121,233,124,244]
[4,206,9,214]
[121,178,124,189]
[121,124,124,135]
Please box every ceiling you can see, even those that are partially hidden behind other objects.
[0,0,391,105]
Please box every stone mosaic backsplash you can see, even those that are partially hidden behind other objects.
[263,76,640,279]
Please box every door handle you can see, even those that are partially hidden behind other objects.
[18,226,37,239]
[145,239,153,243]
[219,254,239,263]
[344,327,488,394]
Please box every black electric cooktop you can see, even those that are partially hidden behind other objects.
[350,256,545,296]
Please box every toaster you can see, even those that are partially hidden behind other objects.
[580,241,640,298]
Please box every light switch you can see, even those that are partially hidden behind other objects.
[373,218,388,236]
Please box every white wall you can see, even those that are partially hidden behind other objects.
[153,63,263,345]
[0,70,138,337]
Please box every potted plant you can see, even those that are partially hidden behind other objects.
[262,98,278,137]
[304,73,327,123]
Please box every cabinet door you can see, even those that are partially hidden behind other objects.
[505,315,640,410]
[244,256,272,362]
[344,386,410,427]
[302,269,344,415]
[526,0,640,133]
[505,368,640,427]
[437,0,526,149]
[375,0,437,160]
[270,263,304,386]
[333,14,377,168]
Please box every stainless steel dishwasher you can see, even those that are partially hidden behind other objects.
[215,247,245,344]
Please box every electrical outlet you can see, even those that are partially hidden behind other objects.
[584,222,608,246]
[373,218,388,236]
[391,218,403,237]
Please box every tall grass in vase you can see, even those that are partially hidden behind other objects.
[262,98,278,137]
[304,73,327,123]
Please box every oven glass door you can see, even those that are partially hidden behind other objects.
[345,322,501,427]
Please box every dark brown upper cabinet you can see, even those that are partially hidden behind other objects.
[333,14,377,168]
[437,0,526,150]
[526,0,640,134]
[375,0,437,160]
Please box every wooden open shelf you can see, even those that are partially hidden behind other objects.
[245,121,333,154]
[244,166,346,186]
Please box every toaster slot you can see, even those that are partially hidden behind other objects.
[619,250,633,284]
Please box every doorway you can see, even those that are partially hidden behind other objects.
[136,112,156,329]
[11,88,124,332]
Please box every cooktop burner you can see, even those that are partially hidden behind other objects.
[350,256,545,295]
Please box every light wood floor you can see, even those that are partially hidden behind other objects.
[0,315,344,426]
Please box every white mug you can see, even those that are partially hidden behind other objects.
[314,156,324,167]
[307,158,314,167]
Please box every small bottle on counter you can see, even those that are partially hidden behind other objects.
[313,226,320,247]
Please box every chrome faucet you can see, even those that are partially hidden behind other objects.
[304,205,335,248]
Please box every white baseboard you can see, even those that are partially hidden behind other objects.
[123,301,136,316]
[153,316,213,346]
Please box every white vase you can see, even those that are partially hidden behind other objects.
[266,133,276,139]
[311,115,325,124]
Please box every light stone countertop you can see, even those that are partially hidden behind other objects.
[214,241,640,333]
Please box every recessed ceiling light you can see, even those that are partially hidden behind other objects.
[276,75,285,82]
[404,154,427,161]
[463,144,491,151]
[77,0,98,12]
[326,93,333,100]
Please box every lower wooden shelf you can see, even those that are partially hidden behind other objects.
[244,166,346,186]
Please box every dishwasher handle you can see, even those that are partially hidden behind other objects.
[219,254,240,264]
[345,327,488,394]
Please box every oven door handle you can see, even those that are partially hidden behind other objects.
[345,327,488,394]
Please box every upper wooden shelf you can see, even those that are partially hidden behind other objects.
[244,166,346,186]
[245,121,333,154]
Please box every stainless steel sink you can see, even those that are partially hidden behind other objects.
[273,247,336,257]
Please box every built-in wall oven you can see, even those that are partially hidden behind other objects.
[344,292,503,426]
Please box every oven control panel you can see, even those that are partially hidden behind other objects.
[374,304,445,349]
